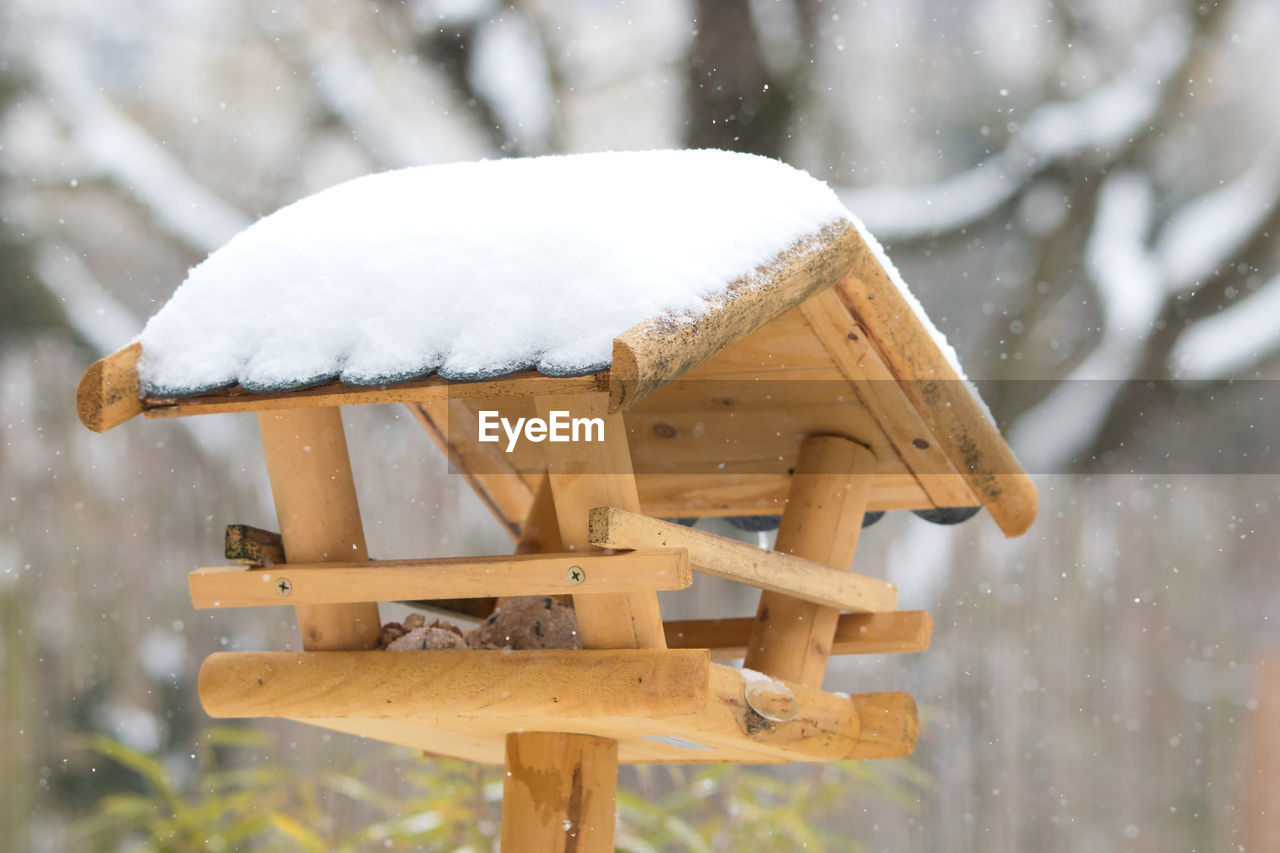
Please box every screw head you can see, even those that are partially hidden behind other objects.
[276,577,292,596]
[567,566,585,585]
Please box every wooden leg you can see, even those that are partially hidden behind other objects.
[258,408,380,651]
[537,392,665,650]
[743,435,875,687]
[502,394,645,851]
[501,732,618,853]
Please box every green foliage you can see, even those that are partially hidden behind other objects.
[76,728,928,852]
[74,728,500,852]
[616,761,930,852]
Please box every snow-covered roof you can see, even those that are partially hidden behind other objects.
[134,149,965,397]
[78,149,1038,537]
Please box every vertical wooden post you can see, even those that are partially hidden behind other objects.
[258,408,380,651]
[743,435,875,688]
[498,392,659,852]
[536,391,666,650]
[500,732,618,853]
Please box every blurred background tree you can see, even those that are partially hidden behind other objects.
[2,0,1278,850]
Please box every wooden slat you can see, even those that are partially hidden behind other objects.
[224,524,286,566]
[664,611,933,660]
[799,291,979,509]
[258,408,381,651]
[743,436,876,687]
[502,733,617,853]
[538,392,667,650]
[199,649,710,720]
[828,242,1038,537]
[588,506,897,613]
[76,343,143,432]
[217,523,500,619]
[609,222,861,411]
[198,651,910,764]
[188,549,691,609]
[144,371,607,420]
[406,399,533,540]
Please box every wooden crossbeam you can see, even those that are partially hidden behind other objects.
[188,549,691,609]
[150,372,606,420]
[74,341,606,432]
[588,506,897,613]
[219,524,500,619]
[664,611,933,660]
[199,649,710,720]
[197,649,918,763]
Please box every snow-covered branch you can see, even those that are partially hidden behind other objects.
[1172,271,1280,379]
[1011,140,1280,466]
[1008,172,1162,469]
[27,36,250,253]
[838,16,1192,241]
[1156,139,1280,292]
[260,4,491,168]
[466,11,557,154]
[301,38,446,168]
[33,244,141,354]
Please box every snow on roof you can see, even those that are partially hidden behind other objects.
[136,149,962,397]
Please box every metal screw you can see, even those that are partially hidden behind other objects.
[276,577,292,597]
[567,566,585,585]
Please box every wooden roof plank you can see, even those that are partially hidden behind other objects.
[608,222,861,412]
[798,290,979,509]
[827,239,1037,536]
[76,342,143,432]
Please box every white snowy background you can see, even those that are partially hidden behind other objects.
[2,0,1279,850]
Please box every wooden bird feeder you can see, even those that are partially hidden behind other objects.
[76,152,1036,850]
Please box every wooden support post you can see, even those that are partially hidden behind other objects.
[743,435,875,688]
[258,408,380,651]
[536,392,666,651]
[498,392,658,852]
[501,733,618,853]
